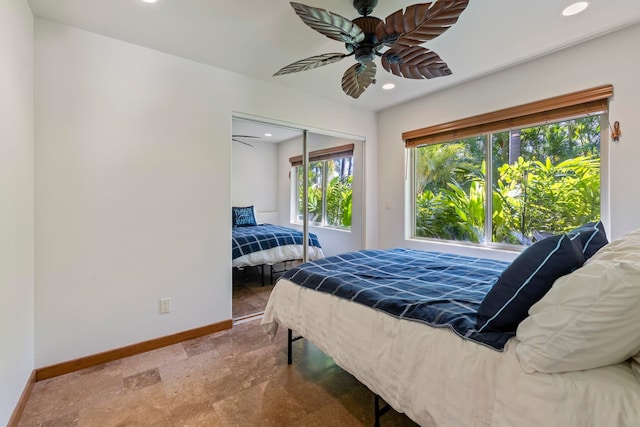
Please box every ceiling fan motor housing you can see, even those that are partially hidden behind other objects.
[350,16,382,63]
[353,0,378,16]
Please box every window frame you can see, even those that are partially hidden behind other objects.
[405,86,612,249]
[404,85,612,147]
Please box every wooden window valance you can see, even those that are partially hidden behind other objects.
[289,143,355,166]
[403,85,613,148]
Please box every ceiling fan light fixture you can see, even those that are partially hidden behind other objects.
[562,2,590,16]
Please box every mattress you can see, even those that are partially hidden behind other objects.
[232,244,324,269]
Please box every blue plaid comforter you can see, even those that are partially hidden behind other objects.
[232,224,321,260]
[281,248,514,350]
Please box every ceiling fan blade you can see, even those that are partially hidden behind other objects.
[232,138,254,147]
[274,53,347,76]
[290,2,365,45]
[381,46,451,79]
[232,135,260,139]
[341,61,377,99]
[376,0,469,47]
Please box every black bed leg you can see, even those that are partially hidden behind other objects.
[260,265,265,287]
[374,394,391,427]
[287,328,293,365]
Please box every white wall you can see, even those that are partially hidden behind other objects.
[0,0,34,424]
[377,23,640,261]
[34,18,377,367]
[231,140,278,214]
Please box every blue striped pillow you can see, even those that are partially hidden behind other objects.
[476,234,584,333]
[567,221,608,260]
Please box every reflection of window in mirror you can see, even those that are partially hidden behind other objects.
[289,144,354,230]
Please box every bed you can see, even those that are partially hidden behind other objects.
[261,223,640,426]
[232,214,324,285]
[232,223,324,265]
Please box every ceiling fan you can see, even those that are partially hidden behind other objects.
[232,135,260,147]
[274,0,469,99]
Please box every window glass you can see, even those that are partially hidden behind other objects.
[326,157,353,228]
[295,156,353,229]
[415,137,485,242]
[413,115,602,246]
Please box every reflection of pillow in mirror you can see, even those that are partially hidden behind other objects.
[588,226,640,263]
[232,206,257,227]
[515,260,640,374]
[567,220,608,260]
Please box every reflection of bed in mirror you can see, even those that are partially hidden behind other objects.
[232,222,324,285]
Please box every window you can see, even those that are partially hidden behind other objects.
[290,145,353,229]
[405,86,611,247]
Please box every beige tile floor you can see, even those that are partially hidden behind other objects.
[18,273,420,427]
[232,262,303,320]
[232,266,276,320]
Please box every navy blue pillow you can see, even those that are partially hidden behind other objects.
[232,206,257,227]
[476,234,584,333]
[567,220,608,260]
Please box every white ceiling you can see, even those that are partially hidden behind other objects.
[233,118,303,145]
[28,0,640,112]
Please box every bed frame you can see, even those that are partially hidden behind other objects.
[286,328,392,426]
[234,259,301,286]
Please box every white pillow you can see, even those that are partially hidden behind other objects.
[632,357,640,382]
[588,227,640,263]
[631,355,640,381]
[515,260,640,373]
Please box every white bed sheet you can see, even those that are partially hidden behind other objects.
[232,245,324,269]
[262,278,640,427]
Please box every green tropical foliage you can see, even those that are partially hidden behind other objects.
[296,162,323,223]
[493,155,600,244]
[327,175,352,227]
[415,116,602,245]
[296,157,352,229]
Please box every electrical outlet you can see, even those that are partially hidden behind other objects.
[159,298,171,314]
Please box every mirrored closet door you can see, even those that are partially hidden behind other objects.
[231,115,365,322]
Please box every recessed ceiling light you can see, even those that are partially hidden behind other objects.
[264,133,272,137]
[562,1,589,16]
[141,0,157,3]
[382,83,396,90]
